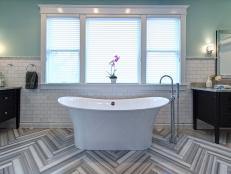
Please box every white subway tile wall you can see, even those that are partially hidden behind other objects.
[185,59,215,83]
[0,58,215,128]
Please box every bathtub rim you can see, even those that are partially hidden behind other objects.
[58,96,170,111]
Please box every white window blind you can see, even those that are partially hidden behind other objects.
[146,18,180,84]
[85,18,141,83]
[46,17,80,83]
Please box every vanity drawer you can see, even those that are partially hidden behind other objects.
[0,90,16,105]
[0,109,16,122]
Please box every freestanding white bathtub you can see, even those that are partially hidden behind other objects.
[58,96,169,150]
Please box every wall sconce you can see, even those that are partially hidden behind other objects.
[0,43,6,54]
[206,44,214,56]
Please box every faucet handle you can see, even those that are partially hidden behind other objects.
[170,96,175,102]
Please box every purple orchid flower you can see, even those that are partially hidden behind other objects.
[107,55,121,79]
[114,55,120,62]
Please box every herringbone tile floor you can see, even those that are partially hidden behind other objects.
[0,128,230,174]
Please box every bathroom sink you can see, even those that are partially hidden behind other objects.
[214,84,231,89]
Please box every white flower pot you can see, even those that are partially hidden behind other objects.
[110,78,117,84]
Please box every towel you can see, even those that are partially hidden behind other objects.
[25,71,38,89]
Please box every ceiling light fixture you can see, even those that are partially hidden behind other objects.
[93,8,99,13]
[125,8,131,14]
[57,8,63,13]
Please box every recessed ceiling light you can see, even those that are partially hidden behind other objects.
[57,8,63,13]
[125,8,131,14]
[93,8,99,13]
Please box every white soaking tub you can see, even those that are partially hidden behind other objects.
[58,96,169,150]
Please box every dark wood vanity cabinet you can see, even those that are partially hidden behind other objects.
[193,89,231,144]
[0,88,21,128]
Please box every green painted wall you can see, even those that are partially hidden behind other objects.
[0,0,231,57]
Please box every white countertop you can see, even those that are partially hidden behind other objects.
[191,87,231,92]
[0,87,21,90]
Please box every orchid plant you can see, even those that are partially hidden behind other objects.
[107,55,120,79]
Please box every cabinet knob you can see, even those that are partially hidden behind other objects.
[4,112,8,115]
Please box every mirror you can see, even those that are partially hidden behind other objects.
[216,30,231,78]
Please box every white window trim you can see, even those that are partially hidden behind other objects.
[40,5,188,86]
[39,5,188,15]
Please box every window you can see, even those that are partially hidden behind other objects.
[86,18,141,83]
[146,18,180,83]
[40,5,187,85]
[46,17,80,83]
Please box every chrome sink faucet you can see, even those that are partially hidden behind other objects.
[160,75,177,144]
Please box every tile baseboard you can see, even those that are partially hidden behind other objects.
[20,122,73,128]
[20,122,193,129]
[154,123,193,129]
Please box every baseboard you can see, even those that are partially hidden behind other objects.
[154,123,193,129]
[20,122,73,128]
[20,122,192,129]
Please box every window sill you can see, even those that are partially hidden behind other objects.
[39,83,188,91]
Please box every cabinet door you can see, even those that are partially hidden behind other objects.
[196,91,217,125]
[0,90,17,122]
[220,93,231,127]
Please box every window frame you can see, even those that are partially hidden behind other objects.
[145,15,182,84]
[45,15,81,83]
[40,5,188,85]
[84,15,142,83]
[41,13,81,84]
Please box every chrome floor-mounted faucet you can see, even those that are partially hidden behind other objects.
[160,75,179,144]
